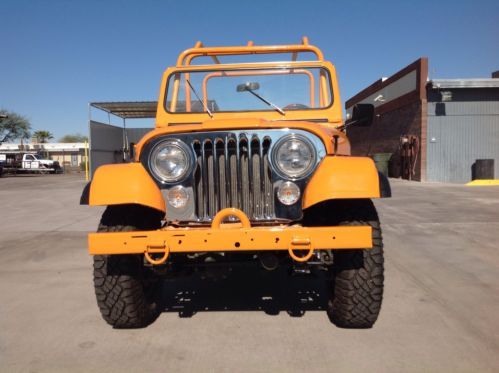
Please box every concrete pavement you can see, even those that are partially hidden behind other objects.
[0,174,498,372]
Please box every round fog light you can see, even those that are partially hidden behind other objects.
[277,181,300,205]
[167,186,189,209]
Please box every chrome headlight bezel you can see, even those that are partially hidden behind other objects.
[271,134,317,180]
[148,139,193,183]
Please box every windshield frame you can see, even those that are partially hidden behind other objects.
[163,64,335,115]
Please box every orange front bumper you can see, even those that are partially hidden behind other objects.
[88,208,372,264]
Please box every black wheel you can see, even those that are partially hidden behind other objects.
[304,199,384,328]
[93,204,163,328]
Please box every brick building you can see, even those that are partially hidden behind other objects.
[345,59,499,183]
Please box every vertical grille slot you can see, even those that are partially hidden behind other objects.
[251,137,260,217]
[194,133,273,221]
[228,137,238,210]
[193,140,204,218]
[262,137,273,218]
[240,136,250,214]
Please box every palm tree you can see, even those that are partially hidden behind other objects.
[33,130,54,143]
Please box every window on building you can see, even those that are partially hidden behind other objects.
[441,91,452,102]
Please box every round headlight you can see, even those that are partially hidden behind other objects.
[149,139,192,182]
[273,134,316,179]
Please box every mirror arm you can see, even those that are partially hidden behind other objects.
[333,135,339,153]
[337,119,360,132]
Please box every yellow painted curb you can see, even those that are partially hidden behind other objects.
[466,180,499,186]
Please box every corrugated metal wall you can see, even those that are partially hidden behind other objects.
[89,121,152,177]
[427,95,499,183]
[89,121,124,177]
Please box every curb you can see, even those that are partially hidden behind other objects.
[465,180,499,186]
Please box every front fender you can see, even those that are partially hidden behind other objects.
[302,156,388,209]
[81,163,166,213]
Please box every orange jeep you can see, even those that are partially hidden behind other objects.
[82,38,390,328]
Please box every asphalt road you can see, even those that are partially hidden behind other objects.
[0,174,498,372]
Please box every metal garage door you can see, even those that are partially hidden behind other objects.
[427,102,499,183]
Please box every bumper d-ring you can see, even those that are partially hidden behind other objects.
[144,242,169,265]
[288,237,314,262]
[211,208,251,229]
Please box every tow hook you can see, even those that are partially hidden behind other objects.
[288,237,314,262]
[144,241,169,265]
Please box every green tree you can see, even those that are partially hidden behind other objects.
[33,130,54,143]
[0,109,31,145]
[59,133,88,143]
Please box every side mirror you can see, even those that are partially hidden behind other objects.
[349,103,374,127]
[236,82,260,92]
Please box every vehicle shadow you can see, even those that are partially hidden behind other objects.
[157,266,331,318]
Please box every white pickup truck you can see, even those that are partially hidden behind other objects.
[0,152,62,174]
[21,153,59,169]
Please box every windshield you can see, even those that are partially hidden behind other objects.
[165,67,333,114]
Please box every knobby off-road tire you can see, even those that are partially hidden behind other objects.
[330,200,384,328]
[304,199,384,328]
[93,204,163,329]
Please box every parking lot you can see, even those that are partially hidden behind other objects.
[0,174,498,372]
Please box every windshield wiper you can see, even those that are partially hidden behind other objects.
[243,87,285,115]
[185,79,213,118]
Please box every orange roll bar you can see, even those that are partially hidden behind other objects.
[176,37,324,67]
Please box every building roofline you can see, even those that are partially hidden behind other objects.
[345,58,428,109]
[0,143,86,152]
[428,79,499,89]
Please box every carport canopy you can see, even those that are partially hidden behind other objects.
[90,101,157,119]
[88,101,157,176]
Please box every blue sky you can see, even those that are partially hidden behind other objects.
[1,0,498,140]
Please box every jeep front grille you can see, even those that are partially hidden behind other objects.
[193,134,274,221]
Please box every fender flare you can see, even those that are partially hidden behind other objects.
[80,163,166,213]
[302,156,390,209]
